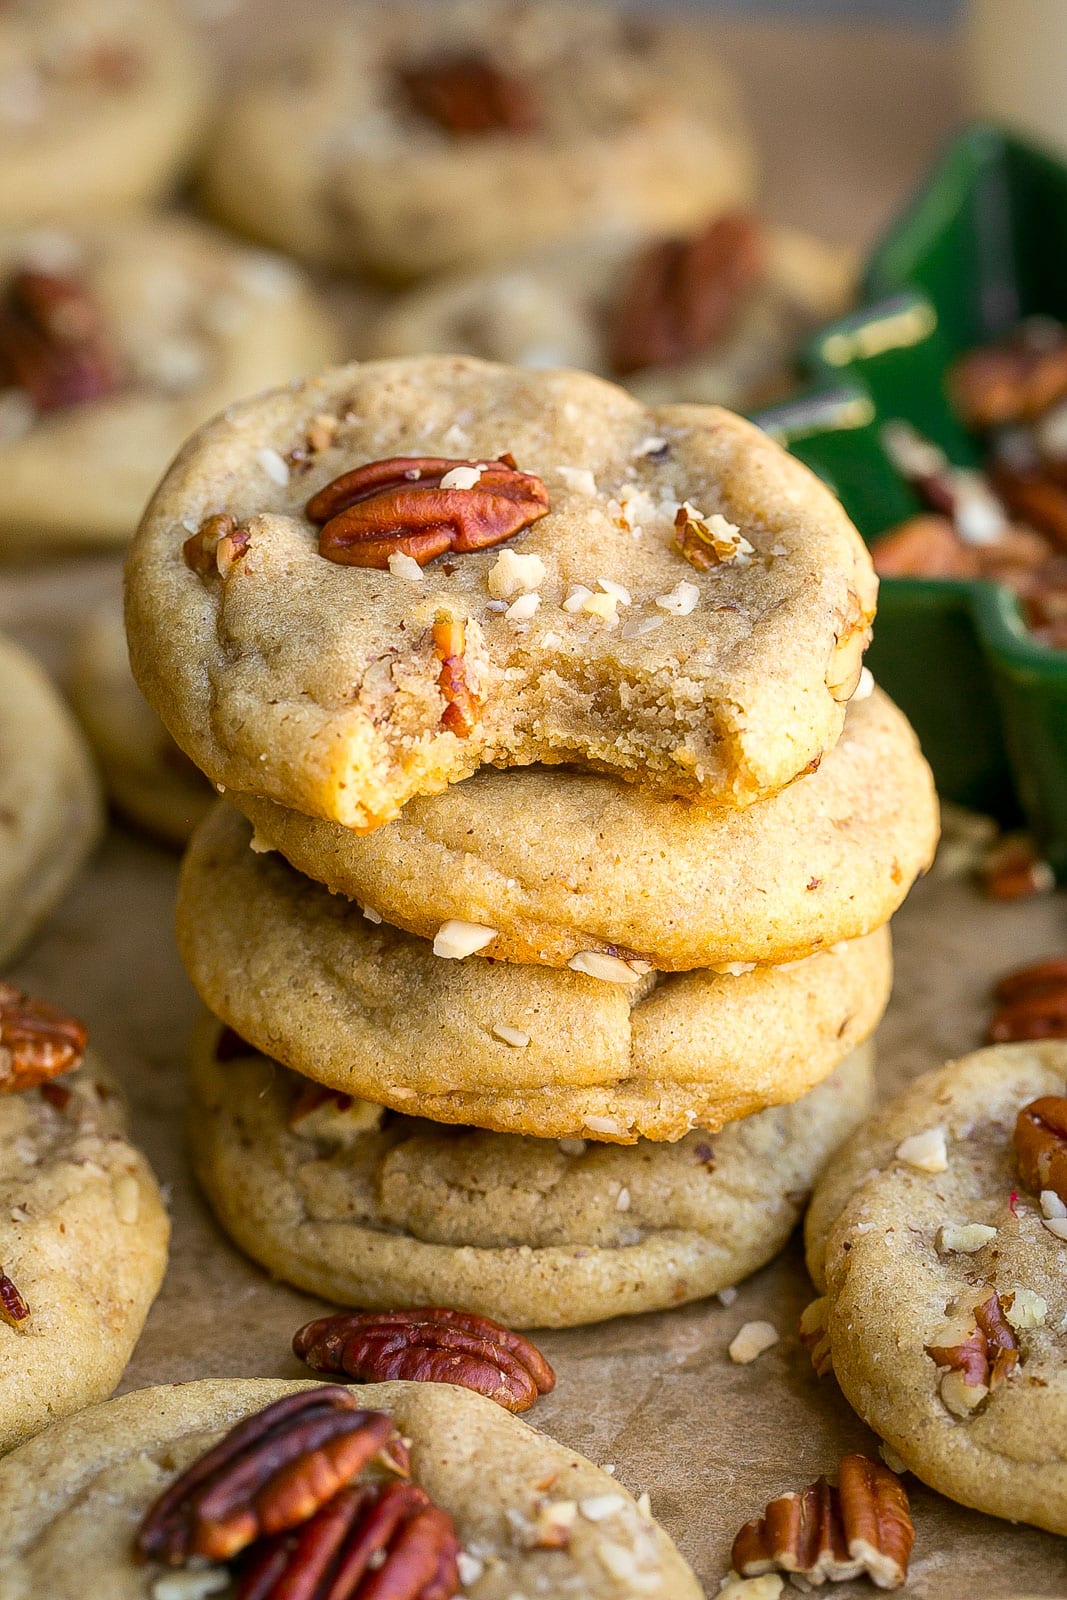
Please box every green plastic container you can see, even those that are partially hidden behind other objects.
[755,123,1067,867]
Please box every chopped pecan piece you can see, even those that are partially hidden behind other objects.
[293,1307,555,1415]
[0,269,119,411]
[1014,1096,1067,1203]
[235,1479,459,1600]
[926,1289,1019,1409]
[673,504,753,571]
[0,1270,29,1329]
[950,325,1067,431]
[732,1454,913,1589]
[306,454,550,570]
[398,53,538,136]
[137,1387,409,1565]
[0,983,87,1093]
[610,213,764,376]
[182,513,249,578]
[989,957,1067,1042]
[430,614,480,737]
[978,835,1055,900]
[991,464,1067,552]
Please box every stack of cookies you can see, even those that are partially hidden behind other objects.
[125,354,938,1328]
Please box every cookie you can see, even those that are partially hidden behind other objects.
[176,804,891,1142]
[0,1377,701,1597]
[0,1039,169,1452]
[804,1042,1067,1536]
[0,634,103,966]
[0,0,208,227]
[126,357,877,828]
[373,218,854,411]
[235,684,936,972]
[191,1016,873,1327]
[0,216,338,549]
[69,597,211,848]
[202,2,754,283]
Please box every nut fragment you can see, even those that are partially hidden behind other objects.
[137,1388,409,1565]
[950,323,1067,430]
[895,1126,948,1173]
[936,1222,997,1254]
[989,957,1067,1042]
[674,504,754,571]
[728,1321,779,1365]
[430,614,481,737]
[0,1269,29,1329]
[292,1307,555,1415]
[306,454,550,569]
[182,514,249,579]
[799,1298,832,1377]
[925,1289,1020,1405]
[432,918,496,959]
[0,983,87,1093]
[979,835,1055,900]
[0,269,119,411]
[398,53,538,136]
[1014,1095,1067,1204]
[732,1454,913,1589]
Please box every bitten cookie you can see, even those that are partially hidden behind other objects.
[235,684,936,971]
[69,597,211,848]
[126,357,877,827]
[176,805,890,1142]
[0,1378,702,1598]
[0,634,102,966]
[805,1042,1067,1536]
[0,0,208,226]
[202,2,754,282]
[191,1017,873,1327]
[0,992,169,1452]
[0,217,338,549]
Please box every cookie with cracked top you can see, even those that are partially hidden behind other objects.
[126,356,877,830]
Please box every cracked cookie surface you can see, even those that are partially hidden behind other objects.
[127,357,877,828]
[805,1042,1067,1535]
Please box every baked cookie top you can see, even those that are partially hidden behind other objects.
[202,2,754,281]
[805,1041,1067,1536]
[0,633,102,966]
[176,804,890,1141]
[0,0,208,227]
[127,357,877,827]
[236,684,936,971]
[0,1377,702,1597]
[192,1017,873,1327]
[0,216,337,547]
[373,217,854,411]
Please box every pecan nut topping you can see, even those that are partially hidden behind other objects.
[293,1307,556,1415]
[610,212,764,376]
[798,1297,832,1378]
[137,1388,409,1565]
[0,1270,29,1329]
[0,269,119,412]
[1014,1095,1067,1203]
[926,1289,1020,1412]
[979,836,1055,900]
[989,957,1067,1042]
[235,1480,460,1600]
[732,1453,913,1589]
[182,513,250,578]
[950,325,1067,431]
[306,455,550,570]
[0,983,87,1093]
[430,614,480,737]
[398,53,538,136]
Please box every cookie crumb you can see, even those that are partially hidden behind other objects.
[896,1126,948,1172]
[728,1321,779,1364]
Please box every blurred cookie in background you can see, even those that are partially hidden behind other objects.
[69,597,211,849]
[0,216,339,551]
[202,1,756,282]
[0,0,209,226]
[373,214,854,411]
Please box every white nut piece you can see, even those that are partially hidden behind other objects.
[655,579,700,615]
[387,551,424,581]
[505,591,540,621]
[491,1023,530,1048]
[112,1173,140,1225]
[568,950,641,984]
[896,1126,948,1172]
[597,577,632,606]
[718,1575,785,1600]
[579,1494,626,1522]
[940,1370,988,1417]
[1005,1286,1048,1330]
[152,1570,230,1600]
[487,548,546,598]
[728,1321,779,1364]
[852,665,875,701]
[438,464,483,490]
[432,920,497,960]
[620,614,664,640]
[256,446,290,485]
[937,1222,996,1254]
[1041,1189,1067,1219]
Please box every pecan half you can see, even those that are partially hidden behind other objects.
[0,983,87,1093]
[235,1480,459,1600]
[398,53,538,136]
[1014,1096,1067,1203]
[0,270,119,411]
[926,1290,1019,1410]
[137,1388,409,1565]
[430,614,480,737]
[0,1270,29,1329]
[306,455,550,570]
[950,327,1067,431]
[293,1307,556,1415]
[732,1454,913,1590]
[989,957,1067,1042]
[182,513,250,578]
[610,212,764,376]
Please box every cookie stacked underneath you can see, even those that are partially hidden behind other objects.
[125,355,938,1326]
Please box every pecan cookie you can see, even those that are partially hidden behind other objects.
[804,1042,1067,1535]
[191,1015,873,1327]
[176,805,891,1142]
[0,634,102,966]
[69,597,210,848]
[0,1377,701,1597]
[126,357,877,827]
[0,1013,169,1451]
[373,218,854,411]
[202,2,754,282]
[0,0,208,226]
[234,685,936,972]
[0,216,337,549]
